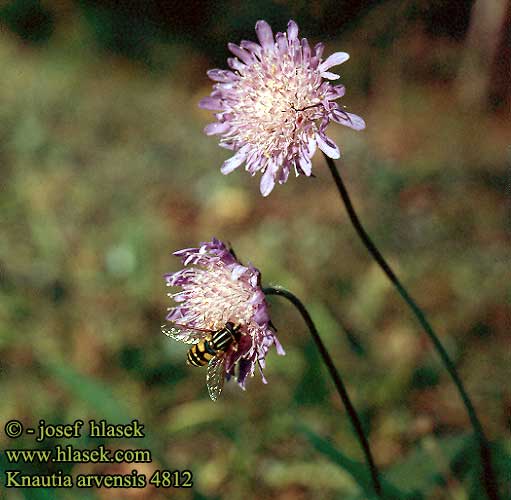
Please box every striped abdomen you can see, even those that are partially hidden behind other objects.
[187,322,240,367]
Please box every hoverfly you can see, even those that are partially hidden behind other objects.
[162,321,241,401]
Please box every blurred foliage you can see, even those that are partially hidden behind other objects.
[0,0,510,499]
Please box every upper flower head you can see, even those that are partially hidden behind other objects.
[200,19,365,196]
[164,238,284,398]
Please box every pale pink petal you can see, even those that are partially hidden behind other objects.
[206,69,238,82]
[240,40,262,58]
[314,42,324,59]
[204,122,231,135]
[220,146,250,174]
[287,20,298,41]
[307,136,317,157]
[221,154,245,174]
[255,20,274,50]
[260,168,276,196]
[298,155,312,176]
[328,85,346,99]
[227,43,255,65]
[278,164,290,183]
[275,32,288,54]
[273,336,285,355]
[199,97,225,110]
[321,71,340,80]
[227,57,245,71]
[332,109,366,130]
[231,264,248,280]
[316,133,340,159]
[319,52,350,72]
[301,38,311,62]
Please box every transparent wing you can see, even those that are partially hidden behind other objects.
[161,324,204,344]
[206,355,226,401]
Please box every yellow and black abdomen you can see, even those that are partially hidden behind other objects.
[186,323,240,367]
[187,339,216,367]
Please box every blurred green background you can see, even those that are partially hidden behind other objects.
[0,1,510,499]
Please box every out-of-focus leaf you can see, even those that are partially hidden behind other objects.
[308,301,340,342]
[0,0,54,44]
[165,400,226,434]
[469,441,511,500]
[21,490,55,500]
[298,423,409,499]
[0,453,57,499]
[193,491,221,500]
[263,459,356,490]
[342,325,367,358]
[309,299,367,356]
[386,434,471,495]
[293,338,329,406]
[345,494,370,500]
[493,442,511,499]
[42,360,171,470]
[42,360,130,423]
[411,365,440,390]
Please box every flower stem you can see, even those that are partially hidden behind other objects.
[323,153,499,500]
[263,285,383,499]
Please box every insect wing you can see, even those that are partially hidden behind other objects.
[161,325,204,345]
[206,355,226,401]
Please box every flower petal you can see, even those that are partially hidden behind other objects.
[307,136,317,157]
[240,40,262,58]
[199,97,225,110]
[227,43,255,65]
[221,149,248,174]
[287,20,298,41]
[275,32,288,55]
[255,20,274,50]
[227,57,245,71]
[260,167,276,196]
[253,305,270,325]
[204,122,231,135]
[301,37,311,62]
[327,84,346,100]
[258,362,268,384]
[313,42,324,60]
[206,69,238,82]
[298,155,312,176]
[273,336,285,355]
[231,264,248,280]
[321,71,340,80]
[331,109,366,130]
[319,51,350,72]
[238,359,254,387]
[316,133,340,159]
[278,164,290,184]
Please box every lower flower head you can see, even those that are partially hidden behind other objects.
[200,19,365,196]
[164,238,284,392]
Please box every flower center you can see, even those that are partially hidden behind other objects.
[183,264,255,330]
[225,53,325,157]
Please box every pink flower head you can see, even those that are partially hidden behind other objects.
[164,238,284,398]
[200,19,365,196]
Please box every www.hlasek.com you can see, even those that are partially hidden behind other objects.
[2,419,193,489]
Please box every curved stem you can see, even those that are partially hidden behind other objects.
[323,153,499,500]
[263,285,383,498]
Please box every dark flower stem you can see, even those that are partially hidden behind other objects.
[263,285,383,499]
[323,153,499,500]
